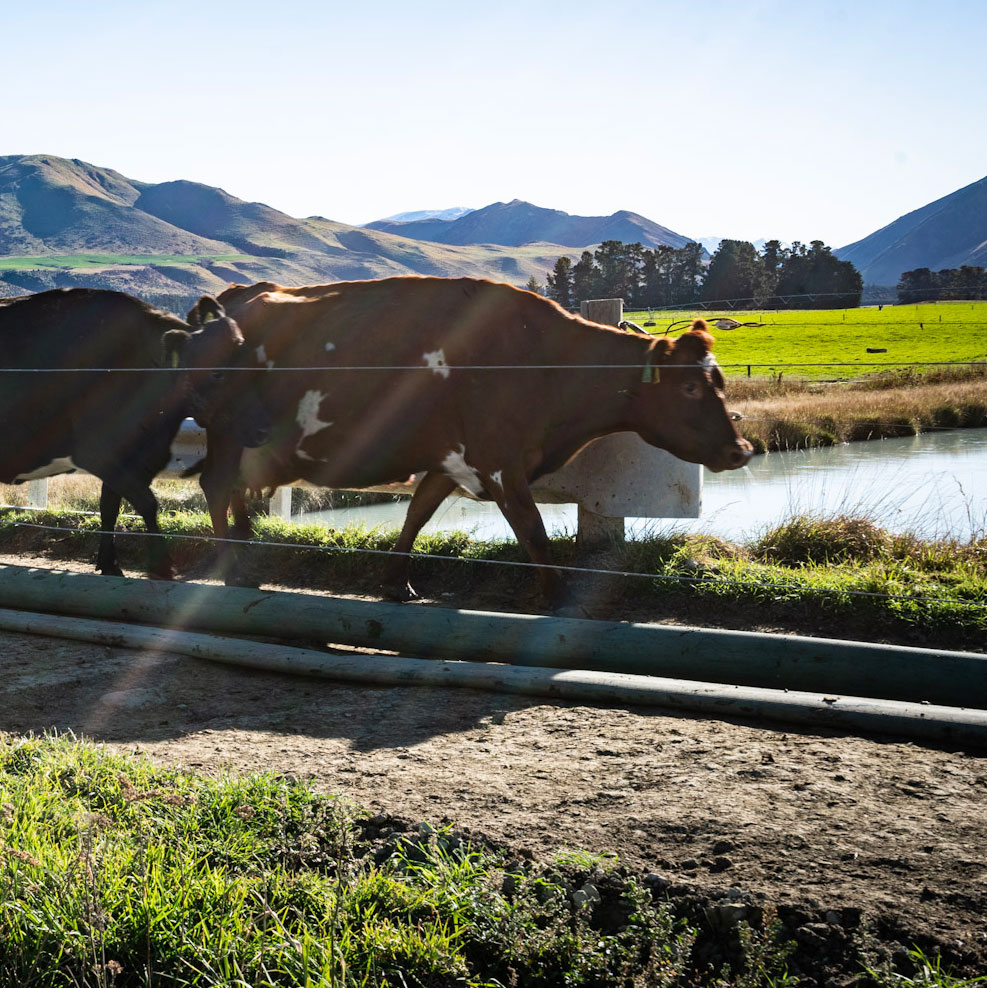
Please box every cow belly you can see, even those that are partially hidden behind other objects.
[12,456,78,482]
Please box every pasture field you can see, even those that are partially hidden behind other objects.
[0,253,249,270]
[623,302,987,379]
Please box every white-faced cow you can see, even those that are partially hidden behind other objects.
[194,276,752,604]
[0,288,268,578]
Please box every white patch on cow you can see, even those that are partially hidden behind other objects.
[441,445,484,496]
[14,456,77,481]
[701,353,718,369]
[296,390,333,441]
[423,348,450,379]
[488,470,503,489]
[324,341,336,352]
[255,344,275,370]
[296,449,316,461]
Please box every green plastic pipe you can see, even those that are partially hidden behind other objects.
[0,563,983,709]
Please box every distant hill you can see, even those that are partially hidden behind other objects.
[836,175,987,286]
[365,198,697,250]
[377,207,474,223]
[0,156,576,311]
[0,155,232,255]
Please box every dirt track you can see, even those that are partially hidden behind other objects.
[1,552,986,974]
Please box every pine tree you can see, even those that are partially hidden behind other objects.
[544,256,573,308]
[571,250,601,305]
[701,240,764,308]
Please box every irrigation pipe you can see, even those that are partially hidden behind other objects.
[1,606,985,748]
[0,564,984,709]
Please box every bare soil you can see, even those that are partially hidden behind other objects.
[1,551,986,979]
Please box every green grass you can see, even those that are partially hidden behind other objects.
[1,735,981,987]
[649,519,987,637]
[0,253,250,271]
[624,302,987,379]
[0,735,807,987]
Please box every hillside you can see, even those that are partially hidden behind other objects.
[0,155,232,256]
[0,156,575,311]
[836,174,987,285]
[365,198,697,250]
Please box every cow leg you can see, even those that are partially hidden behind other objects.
[489,471,565,607]
[97,473,173,580]
[382,471,456,601]
[199,439,253,584]
[229,487,253,541]
[96,485,125,577]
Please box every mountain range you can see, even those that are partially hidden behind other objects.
[0,153,983,309]
[834,174,987,285]
[366,199,696,251]
[0,155,610,307]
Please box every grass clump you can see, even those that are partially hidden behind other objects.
[649,516,987,640]
[0,734,813,987]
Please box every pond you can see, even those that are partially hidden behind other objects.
[297,428,987,544]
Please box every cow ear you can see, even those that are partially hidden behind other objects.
[187,296,226,327]
[671,328,715,363]
[162,329,190,368]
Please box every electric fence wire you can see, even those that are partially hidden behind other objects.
[4,518,985,611]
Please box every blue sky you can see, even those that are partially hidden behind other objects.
[3,0,985,247]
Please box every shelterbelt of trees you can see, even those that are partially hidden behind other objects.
[538,239,864,310]
[897,264,987,302]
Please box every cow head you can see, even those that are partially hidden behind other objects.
[629,321,752,472]
[163,298,270,448]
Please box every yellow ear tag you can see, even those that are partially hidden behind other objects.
[641,361,660,384]
[170,351,180,369]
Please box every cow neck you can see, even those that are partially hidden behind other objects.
[550,324,653,439]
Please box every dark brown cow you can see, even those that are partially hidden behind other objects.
[0,288,268,578]
[195,277,752,603]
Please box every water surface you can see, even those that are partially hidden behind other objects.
[298,428,987,543]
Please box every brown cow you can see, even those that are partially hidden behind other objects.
[194,277,752,604]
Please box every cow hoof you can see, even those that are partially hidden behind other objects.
[149,569,176,581]
[98,564,125,578]
[382,581,418,602]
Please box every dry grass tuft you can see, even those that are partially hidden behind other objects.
[733,377,987,451]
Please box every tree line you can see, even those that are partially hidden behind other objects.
[537,238,863,310]
[896,266,987,303]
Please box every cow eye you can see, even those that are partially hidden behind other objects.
[682,381,700,398]
[211,371,226,381]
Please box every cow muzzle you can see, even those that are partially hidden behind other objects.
[709,438,754,473]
